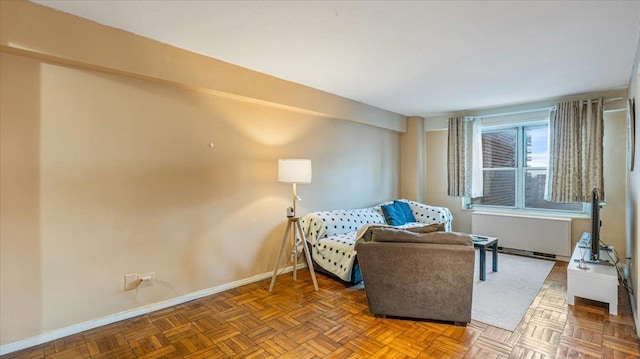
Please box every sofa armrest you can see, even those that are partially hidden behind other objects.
[299,213,326,245]
[300,208,386,243]
[399,199,453,231]
[363,228,472,246]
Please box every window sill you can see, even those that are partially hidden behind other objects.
[461,207,589,220]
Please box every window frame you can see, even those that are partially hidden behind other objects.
[466,120,588,215]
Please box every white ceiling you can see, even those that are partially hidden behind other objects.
[30,1,640,117]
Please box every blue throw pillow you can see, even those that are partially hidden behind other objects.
[381,203,407,226]
[394,200,416,223]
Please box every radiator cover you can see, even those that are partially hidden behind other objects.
[471,212,571,257]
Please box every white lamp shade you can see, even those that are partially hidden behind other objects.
[278,159,312,183]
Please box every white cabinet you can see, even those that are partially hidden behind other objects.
[566,243,618,315]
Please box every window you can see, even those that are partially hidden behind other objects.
[470,122,584,212]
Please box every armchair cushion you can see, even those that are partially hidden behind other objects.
[366,228,472,245]
[405,222,445,234]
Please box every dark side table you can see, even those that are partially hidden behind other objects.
[471,235,498,281]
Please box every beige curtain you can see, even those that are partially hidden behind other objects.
[546,98,604,202]
[447,116,483,197]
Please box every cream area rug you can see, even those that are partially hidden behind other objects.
[472,251,555,331]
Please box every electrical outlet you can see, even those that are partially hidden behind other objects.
[124,273,139,291]
[139,272,155,287]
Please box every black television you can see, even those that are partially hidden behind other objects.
[587,188,613,265]
[590,188,601,261]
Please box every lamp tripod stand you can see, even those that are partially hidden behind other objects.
[268,216,318,292]
[269,182,319,292]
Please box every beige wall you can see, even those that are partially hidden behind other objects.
[601,110,630,256]
[424,110,628,257]
[627,39,640,333]
[0,1,405,133]
[400,116,426,202]
[0,2,403,346]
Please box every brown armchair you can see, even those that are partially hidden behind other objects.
[355,228,475,325]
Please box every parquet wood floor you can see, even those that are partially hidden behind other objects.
[3,261,639,358]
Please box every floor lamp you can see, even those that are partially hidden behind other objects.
[269,159,319,292]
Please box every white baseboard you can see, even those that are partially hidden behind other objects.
[0,264,306,355]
